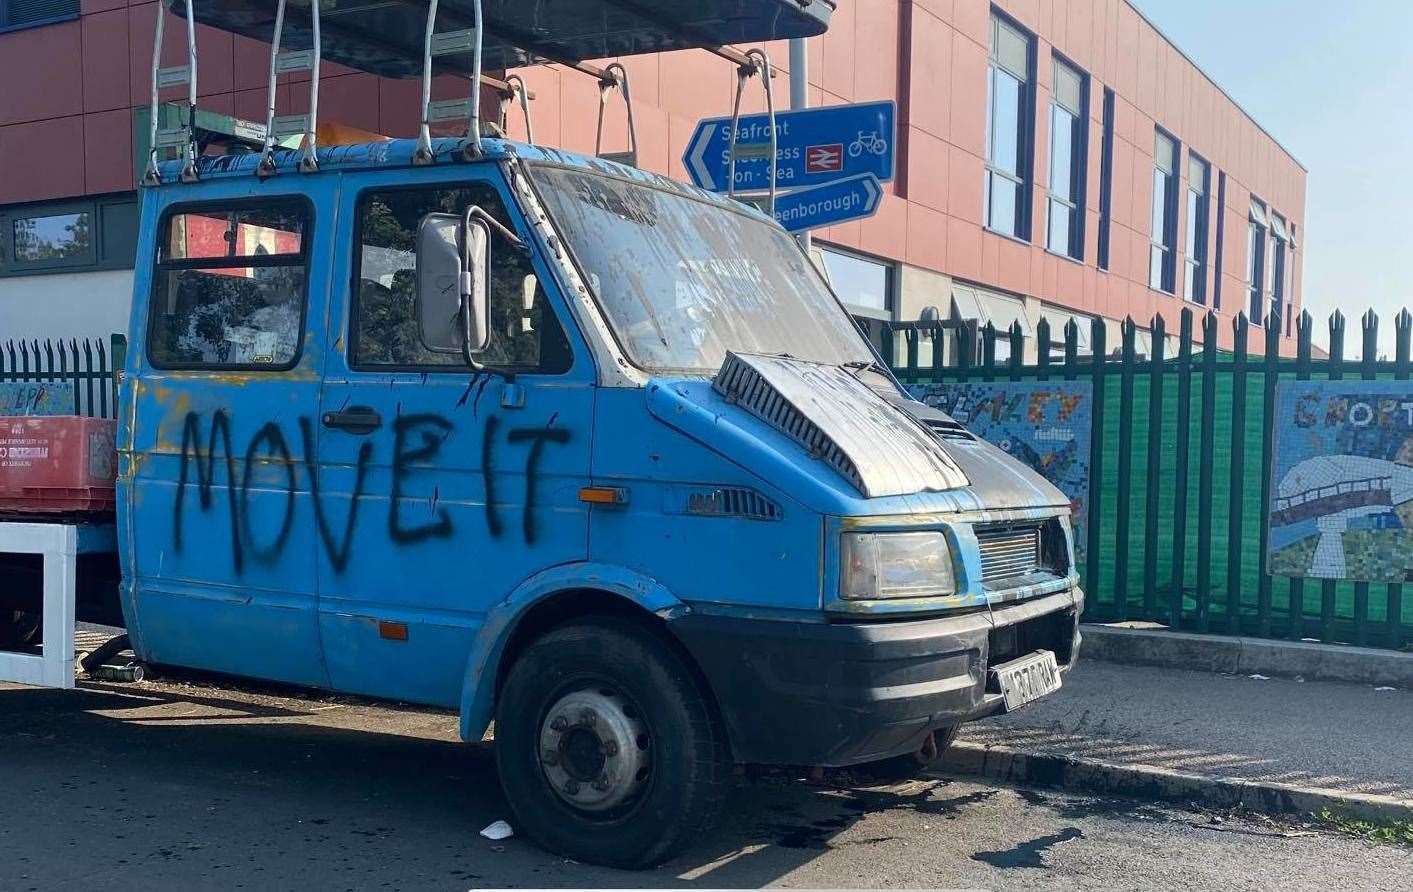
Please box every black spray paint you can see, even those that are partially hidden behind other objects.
[171,409,570,574]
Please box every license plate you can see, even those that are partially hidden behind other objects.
[993,649,1062,712]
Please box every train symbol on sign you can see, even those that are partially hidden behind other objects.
[805,144,843,173]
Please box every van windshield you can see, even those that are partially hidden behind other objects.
[529,165,874,373]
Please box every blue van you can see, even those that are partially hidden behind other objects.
[108,0,1082,869]
[118,137,1081,867]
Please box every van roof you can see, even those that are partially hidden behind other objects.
[154,136,772,223]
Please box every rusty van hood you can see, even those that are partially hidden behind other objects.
[645,354,1071,516]
[677,352,966,499]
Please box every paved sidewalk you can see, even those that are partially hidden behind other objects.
[957,660,1413,806]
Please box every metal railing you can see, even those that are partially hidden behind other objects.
[0,335,125,419]
[890,307,1413,651]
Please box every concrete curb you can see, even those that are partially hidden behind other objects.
[1080,624,1413,688]
[943,741,1413,826]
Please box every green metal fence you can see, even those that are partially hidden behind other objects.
[0,335,125,419]
[888,308,1413,652]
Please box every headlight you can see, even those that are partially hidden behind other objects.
[840,531,957,600]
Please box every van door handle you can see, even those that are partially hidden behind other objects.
[322,406,382,434]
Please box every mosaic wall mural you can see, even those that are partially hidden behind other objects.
[1270,382,1413,582]
[909,381,1093,562]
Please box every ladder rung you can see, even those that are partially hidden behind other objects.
[731,142,774,161]
[275,49,316,74]
[271,114,311,138]
[426,98,472,123]
[430,29,478,57]
[156,65,191,88]
[154,127,191,149]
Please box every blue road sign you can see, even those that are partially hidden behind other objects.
[770,173,883,233]
[684,100,895,193]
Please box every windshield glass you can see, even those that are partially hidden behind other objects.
[529,164,874,373]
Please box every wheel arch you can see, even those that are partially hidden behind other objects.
[458,563,718,746]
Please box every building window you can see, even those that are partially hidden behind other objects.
[984,12,1034,240]
[1247,198,1268,325]
[1046,57,1087,260]
[12,211,91,264]
[1213,170,1226,310]
[820,245,893,317]
[1270,212,1288,331]
[1183,153,1210,304]
[1148,129,1179,293]
[0,0,79,31]
[0,195,138,277]
[1097,88,1115,270]
[818,244,896,361]
[1285,223,1297,336]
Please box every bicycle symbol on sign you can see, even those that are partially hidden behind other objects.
[848,130,889,158]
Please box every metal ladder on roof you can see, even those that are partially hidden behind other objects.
[414,0,485,163]
[143,1,201,183]
[144,0,323,183]
[257,0,323,175]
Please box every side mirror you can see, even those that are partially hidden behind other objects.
[415,211,491,359]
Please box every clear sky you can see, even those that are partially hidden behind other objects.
[1135,0,1413,354]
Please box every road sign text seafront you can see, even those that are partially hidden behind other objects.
[684,100,896,193]
[770,173,883,233]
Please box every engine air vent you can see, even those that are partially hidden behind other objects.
[684,486,782,521]
[926,418,976,442]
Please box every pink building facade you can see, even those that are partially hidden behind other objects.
[0,1,1306,356]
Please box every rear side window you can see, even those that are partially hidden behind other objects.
[147,201,310,369]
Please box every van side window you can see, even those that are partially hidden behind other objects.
[352,185,571,372]
[148,201,309,369]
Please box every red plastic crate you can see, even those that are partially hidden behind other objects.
[0,416,117,513]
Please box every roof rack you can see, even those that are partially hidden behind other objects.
[146,0,833,181]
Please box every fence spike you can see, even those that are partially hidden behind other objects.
[1396,310,1412,380]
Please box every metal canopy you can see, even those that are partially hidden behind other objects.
[167,0,834,79]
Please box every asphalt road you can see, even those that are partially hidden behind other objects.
[2,675,1410,891]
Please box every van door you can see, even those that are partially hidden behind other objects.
[313,170,593,707]
[124,190,331,687]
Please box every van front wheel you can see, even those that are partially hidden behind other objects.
[494,618,730,869]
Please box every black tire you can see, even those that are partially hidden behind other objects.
[494,617,730,869]
[0,610,41,650]
[858,725,960,782]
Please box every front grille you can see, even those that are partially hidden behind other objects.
[975,524,1042,585]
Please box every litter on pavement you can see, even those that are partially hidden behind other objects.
[480,820,514,841]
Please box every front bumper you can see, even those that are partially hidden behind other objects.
[670,587,1083,767]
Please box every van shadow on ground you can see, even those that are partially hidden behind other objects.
[0,678,1129,888]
